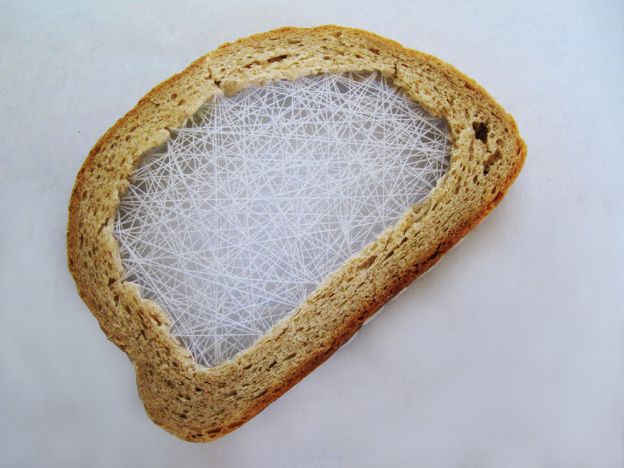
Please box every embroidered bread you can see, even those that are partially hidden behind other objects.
[67,25,526,441]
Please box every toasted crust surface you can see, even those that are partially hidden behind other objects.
[67,25,526,441]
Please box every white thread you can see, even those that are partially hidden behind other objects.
[115,72,450,367]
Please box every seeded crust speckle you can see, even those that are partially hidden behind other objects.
[67,25,526,441]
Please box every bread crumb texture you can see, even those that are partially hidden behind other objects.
[67,25,526,441]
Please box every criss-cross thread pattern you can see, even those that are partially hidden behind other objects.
[114,72,450,367]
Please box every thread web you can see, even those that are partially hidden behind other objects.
[115,72,450,367]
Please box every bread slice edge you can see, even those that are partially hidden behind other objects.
[67,25,526,441]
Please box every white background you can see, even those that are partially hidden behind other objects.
[1,1,622,466]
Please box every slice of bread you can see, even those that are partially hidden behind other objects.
[67,25,526,441]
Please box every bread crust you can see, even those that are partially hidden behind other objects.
[67,25,526,441]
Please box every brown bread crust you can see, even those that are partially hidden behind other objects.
[67,25,526,441]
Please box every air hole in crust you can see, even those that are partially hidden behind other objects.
[473,122,488,143]
[359,255,377,270]
[267,54,288,63]
[483,149,502,175]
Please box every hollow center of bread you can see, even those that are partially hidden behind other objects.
[115,72,450,367]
